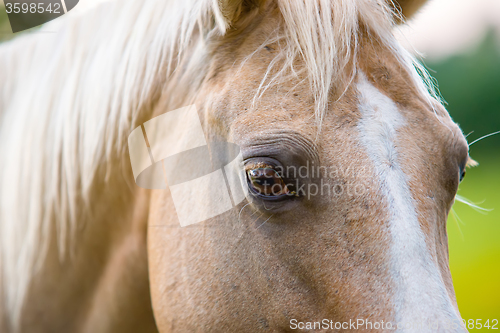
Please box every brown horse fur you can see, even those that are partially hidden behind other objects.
[0,0,470,332]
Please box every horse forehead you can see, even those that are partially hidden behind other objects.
[352,72,462,321]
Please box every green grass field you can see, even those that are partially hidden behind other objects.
[448,153,500,326]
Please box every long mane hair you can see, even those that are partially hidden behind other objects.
[0,0,436,328]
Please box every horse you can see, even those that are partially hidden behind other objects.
[0,0,472,332]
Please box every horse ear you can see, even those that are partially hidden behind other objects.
[391,0,428,21]
[213,0,265,33]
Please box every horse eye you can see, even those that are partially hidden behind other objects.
[246,167,291,197]
[459,169,466,182]
[459,159,469,183]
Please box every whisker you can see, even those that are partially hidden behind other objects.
[253,212,265,223]
[256,214,274,230]
[450,208,464,241]
[468,130,500,147]
[455,195,492,214]
[233,226,251,247]
[262,200,274,211]
[233,212,265,244]
[238,202,251,225]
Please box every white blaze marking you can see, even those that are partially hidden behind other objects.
[356,73,462,332]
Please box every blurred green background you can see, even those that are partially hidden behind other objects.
[0,1,499,329]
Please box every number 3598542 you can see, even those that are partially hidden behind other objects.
[5,2,61,14]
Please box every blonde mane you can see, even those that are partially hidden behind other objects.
[0,0,436,329]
